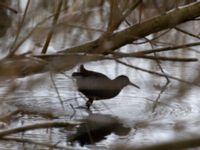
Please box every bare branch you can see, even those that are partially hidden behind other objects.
[0,121,80,137]
[41,0,63,54]
[60,2,200,54]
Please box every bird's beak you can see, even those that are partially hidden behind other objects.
[129,82,140,89]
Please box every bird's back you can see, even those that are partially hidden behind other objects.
[72,65,108,78]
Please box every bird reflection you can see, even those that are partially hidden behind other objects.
[68,113,131,146]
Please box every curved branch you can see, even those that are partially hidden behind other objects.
[59,2,200,54]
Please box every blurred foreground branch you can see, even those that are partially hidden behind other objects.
[0,120,80,138]
[0,52,197,79]
[113,136,200,150]
[2,136,75,150]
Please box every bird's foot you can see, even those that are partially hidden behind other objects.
[86,101,92,109]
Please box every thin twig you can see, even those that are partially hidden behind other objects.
[50,73,65,111]
[175,26,200,40]
[114,59,199,87]
[152,54,170,112]
[70,104,76,119]
[111,52,198,62]
[41,0,63,54]
[9,0,31,57]
[123,0,142,19]
[132,29,171,45]
[0,2,18,13]
[135,41,200,55]
[147,40,170,112]
[106,0,142,34]
[6,6,70,57]
[61,23,105,33]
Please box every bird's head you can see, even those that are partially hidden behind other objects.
[116,75,140,89]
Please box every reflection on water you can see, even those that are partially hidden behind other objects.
[68,113,131,146]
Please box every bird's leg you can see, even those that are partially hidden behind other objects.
[86,98,93,109]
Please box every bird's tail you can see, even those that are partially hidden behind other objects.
[72,72,81,77]
[72,65,85,77]
[79,65,86,72]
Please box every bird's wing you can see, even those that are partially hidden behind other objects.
[76,76,111,90]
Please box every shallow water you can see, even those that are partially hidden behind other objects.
[0,59,199,149]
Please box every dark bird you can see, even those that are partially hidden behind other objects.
[72,65,140,109]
